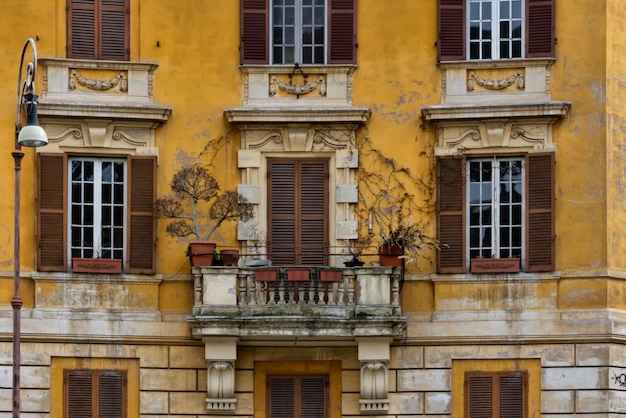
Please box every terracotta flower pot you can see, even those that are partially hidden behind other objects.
[378,245,404,267]
[188,241,217,267]
[254,267,279,281]
[287,268,310,281]
[319,269,342,282]
[219,249,240,266]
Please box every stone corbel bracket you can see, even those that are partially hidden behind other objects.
[206,360,237,413]
[360,361,390,412]
[467,70,524,91]
[269,74,327,97]
[69,69,128,92]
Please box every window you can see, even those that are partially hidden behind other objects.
[241,0,356,65]
[465,371,527,418]
[468,157,523,259]
[268,159,328,265]
[67,0,129,61]
[268,375,328,418]
[468,0,523,60]
[437,0,554,61]
[437,153,554,273]
[64,369,127,418]
[69,158,126,261]
[38,154,156,274]
[272,0,325,64]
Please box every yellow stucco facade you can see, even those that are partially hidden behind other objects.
[1,0,625,417]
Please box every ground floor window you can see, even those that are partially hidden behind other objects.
[268,375,328,418]
[64,369,127,418]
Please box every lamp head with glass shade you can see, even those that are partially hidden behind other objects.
[17,90,47,147]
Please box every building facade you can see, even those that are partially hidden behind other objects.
[0,0,625,417]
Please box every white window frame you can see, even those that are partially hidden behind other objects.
[466,156,524,264]
[271,0,327,65]
[68,157,127,262]
[467,0,524,60]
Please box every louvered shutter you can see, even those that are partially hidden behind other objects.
[38,154,68,272]
[526,0,555,58]
[67,371,94,418]
[269,377,296,418]
[127,156,156,274]
[241,0,269,64]
[499,373,525,418]
[525,153,554,272]
[68,0,97,59]
[68,0,128,60]
[269,161,297,264]
[437,156,465,273]
[100,0,129,60]
[98,372,124,418]
[466,374,493,418]
[300,377,326,418]
[328,0,356,64]
[300,162,327,265]
[437,0,465,61]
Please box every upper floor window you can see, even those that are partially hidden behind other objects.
[67,0,130,61]
[437,153,554,274]
[272,0,326,64]
[468,0,523,60]
[37,154,156,274]
[438,0,554,62]
[241,0,356,65]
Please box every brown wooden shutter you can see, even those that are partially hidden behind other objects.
[437,156,465,273]
[68,0,97,59]
[38,153,68,272]
[300,377,327,418]
[437,0,465,62]
[100,0,129,60]
[300,162,328,265]
[526,0,555,58]
[499,373,525,418]
[525,153,554,272]
[466,374,493,418]
[65,370,126,418]
[466,371,527,418]
[269,161,297,264]
[241,0,269,64]
[127,156,156,274]
[328,0,356,64]
[269,377,296,418]
[68,0,129,60]
[66,371,93,418]
[268,159,328,265]
[268,375,327,418]
[98,372,125,418]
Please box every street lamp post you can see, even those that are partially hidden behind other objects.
[12,38,48,418]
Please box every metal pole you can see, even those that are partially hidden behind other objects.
[11,146,24,418]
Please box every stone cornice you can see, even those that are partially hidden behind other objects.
[224,106,371,124]
[421,101,571,122]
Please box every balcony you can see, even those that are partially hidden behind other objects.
[188,266,406,342]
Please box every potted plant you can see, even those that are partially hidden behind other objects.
[155,164,254,267]
[343,236,371,267]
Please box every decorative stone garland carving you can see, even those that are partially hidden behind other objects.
[269,74,326,97]
[467,70,524,91]
[69,69,128,92]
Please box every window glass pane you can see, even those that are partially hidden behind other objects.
[102,183,112,204]
[314,27,324,44]
[114,184,124,204]
[481,183,492,203]
[303,27,312,44]
[482,22,492,40]
[273,47,283,64]
[84,227,93,247]
[114,206,124,226]
[512,226,522,246]
[285,46,294,63]
[273,27,283,44]
[512,40,522,58]
[482,41,492,59]
[285,27,294,44]
[102,206,111,226]
[273,6,283,24]
[71,160,82,181]
[512,21,522,38]
[102,227,112,247]
[84,161,94,181]
[500,21,510,38]
[500,41,509,59]
[500,0,510,18]
[314,6,324,25]
[470,2,480,20]
[512,0,522,18]
[285,6,294,24]
[500,205,510,225]
[481,206,492,225]
[470,43,480,59]
[114,227,123,247]
[102,162,112,182]
[512,204,522,225]
[314,46,324,63]
[470,23,480,40]
[83,205,94,226]
[85,183,94,204]
[482,1,491,18]
[303,6,312,25]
